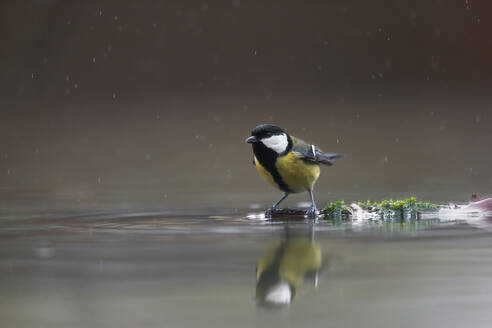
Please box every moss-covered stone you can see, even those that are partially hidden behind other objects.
[322,197,442,220]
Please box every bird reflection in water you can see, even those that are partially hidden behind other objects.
[255,225,322,307]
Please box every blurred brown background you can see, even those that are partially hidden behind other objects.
[1,0,491,207]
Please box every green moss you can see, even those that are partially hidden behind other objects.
[357,200,373,210]
[322,197,441,220]
[323,200,348,219]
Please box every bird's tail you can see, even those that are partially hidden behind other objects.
[317,152,342,166]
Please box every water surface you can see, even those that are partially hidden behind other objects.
[1,201,492,328]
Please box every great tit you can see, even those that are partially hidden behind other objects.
[255,233,322,306]
[246,124,341,217]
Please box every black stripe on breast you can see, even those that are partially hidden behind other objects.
[256,242,287,287]
[253,143,292,193]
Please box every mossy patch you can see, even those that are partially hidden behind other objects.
[322,197,442,220]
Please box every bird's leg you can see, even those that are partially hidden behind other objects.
[306,188,318,218]
[309,222,319,287]
[265,192,289,217]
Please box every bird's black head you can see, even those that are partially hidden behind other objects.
[245,124,292,155]
[251,124,286,139]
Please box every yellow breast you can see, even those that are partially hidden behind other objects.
[279,240,322,285]
[275,152,320,193]
[253,156,277,189]
[254,152,320,193]
[256,239,322,286]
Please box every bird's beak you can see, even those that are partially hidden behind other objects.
[245,136,258,143]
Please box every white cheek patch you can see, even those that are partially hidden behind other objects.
[265,282,292,305]
[261,133,288,154]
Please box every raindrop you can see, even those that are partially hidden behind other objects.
[383,155,389,163]
[112,92,116,99]
[65,74,70,81]
[92,57,96,63]
[114,15,118,21]
[97,177,102,184]
[98,10,103,16]
[7,169,10,175]
[475,115,481,123]
[31,73,35,79]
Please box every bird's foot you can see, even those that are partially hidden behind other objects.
[265,207,278,218]
[305,206,319,219]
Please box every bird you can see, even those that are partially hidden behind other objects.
[245,124,341,217]
[255,228,322,306]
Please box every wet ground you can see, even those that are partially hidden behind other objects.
[1,196,492,328]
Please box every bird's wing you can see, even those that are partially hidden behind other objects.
[291,136,342,166]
